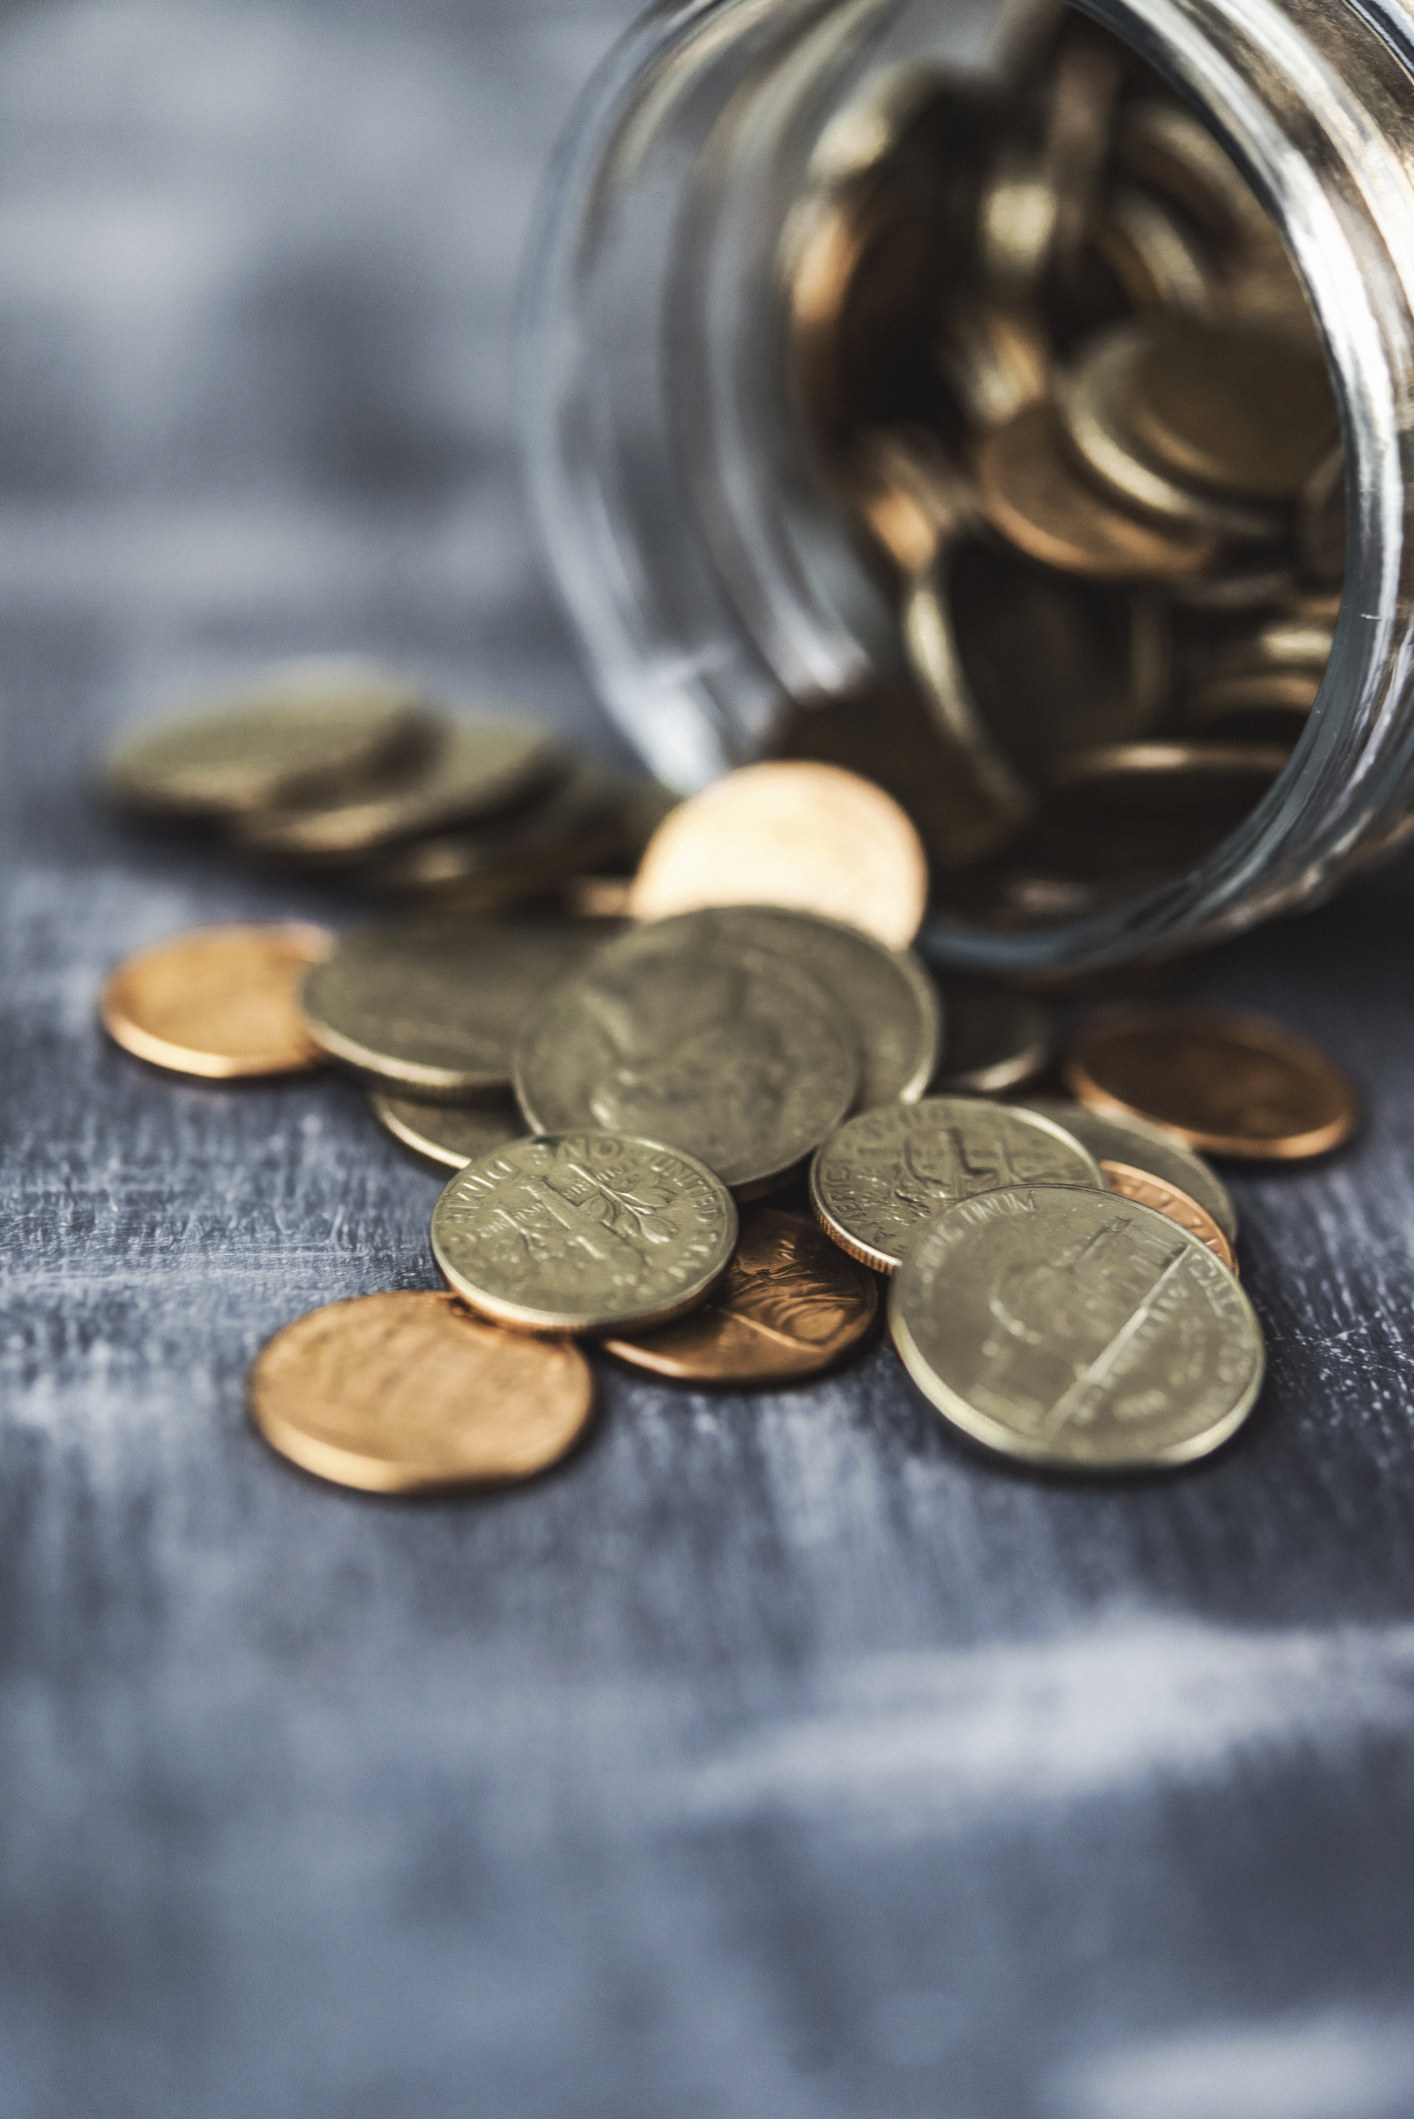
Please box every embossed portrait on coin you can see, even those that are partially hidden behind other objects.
[726,1228,855,1347]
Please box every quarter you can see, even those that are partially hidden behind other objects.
[431,1131,738,1335]
[811,1094,1102,1273]
[100,922,333,1079]
[301,915,606,1099]
[249,1291,594,1491]
[889,1184,1265,1470]
[603,1208,878,1383]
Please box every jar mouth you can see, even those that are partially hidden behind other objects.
[526,0,1414,973]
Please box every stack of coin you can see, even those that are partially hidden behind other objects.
[783,4,1344,923]
[102,656,675,913]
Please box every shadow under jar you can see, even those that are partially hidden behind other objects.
[523,0,1414,977]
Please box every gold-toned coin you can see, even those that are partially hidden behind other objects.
[810,1094,1101,1273]
[431,1130,737,1334]
[646,906,940,1108]
[1124,318,1338,502]
[1095,186,1216,317]
[103,659,436,817]
[371,1092,524,1171]
[629,761,929,949]
[1021,1096,1237,1242]
[1060,326,1283,541]
[889,1183,1264,1471]
[1028,742,1290,882]
[976,402,1218,580]
[933,980,1054,1094]
[301,915,607,1099]
[603,1207,878,1383]
[1165,561,1297,613]
[101,922,333,1079]
[233,718,562,861]
[847,425,978,574]
[1185,671,1321,741]
[1041,16,1123,272]
[249,1291,594,1491]
[1101,1160,1236,1270]
[1065,1005,1359,1159]
[513,922,859,1193]
[935,297,1049,430]
[368,767,674,910]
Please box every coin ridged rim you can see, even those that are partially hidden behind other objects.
[248,1291,595,1491]
[1063,1006,1359,1159]
[1019,1096,1238,1242]
[1100,1160,1237,1272]
[809,1097,1104,1274]
[888,1185,1264,1472]
[100,921,334,1079]
[512,929,861,1193]
[370,1092,524,1171]
[635,905,943,1108]
[430,1132,739,1335]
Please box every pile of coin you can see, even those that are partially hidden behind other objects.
[97,673,1359,1482]
[783,2,1344,923]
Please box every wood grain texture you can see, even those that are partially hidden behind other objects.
[4,3,1414,2116]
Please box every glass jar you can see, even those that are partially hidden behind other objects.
[522,0,1414,976]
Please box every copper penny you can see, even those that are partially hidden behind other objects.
[1065,1006,1358,1160]
[101,922,333,1079]
[976,401,1218,580]
[603,1208,878,1383]
[629,761,929,948]
[250,1291,595,1492]
[1101,1160,1237,1272]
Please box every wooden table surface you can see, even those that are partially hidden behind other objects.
[4,3,1414,2115]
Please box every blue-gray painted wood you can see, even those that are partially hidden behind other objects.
[3,4,1414,2116]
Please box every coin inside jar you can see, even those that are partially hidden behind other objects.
[888,1183,1264,1471]
[101,922,333,1079]
[1064,1005,1359,1159]
[103,659,437,817]
[1123,318,1338,501]
[514,921,859,1193]
[603,1207,879,1383]
[249,1291,595,1491]
[628,761,930,949]
[371,1092,524,1171]
[431,1130,738,1335]
[300,915,607,1099]
[811,1094,1102,1273]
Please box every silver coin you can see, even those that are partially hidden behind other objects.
[933,980,1055,1094]
[810,1095,1102,1273]
[1022,1097,1238,1242]
[889,1184,1264,1470]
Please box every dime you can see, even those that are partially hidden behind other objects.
[889,1183,1264,1470]
[1021,1096,1238,1242]
[933,980,1054,1093]
[977,402,1219,580]
[233,718,562,860]
[103,659,436,817]
[514,922,859,1192]
[371,1092,524,1171]
[1124,318,1338,502]
[301,916,606,1099]
[603,1207,878,1383]
[810,1094,1101,1273]
[1100,1160,1236,1270]
[431,1130,737,1334]
[100,922,333,1078]
[249,1291,594,1491]
[628,761,929,949]
[644,906,941,1108]
[368,766,667,909]
[1064,1005,1359,1159]
[1060,326,1283,541]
